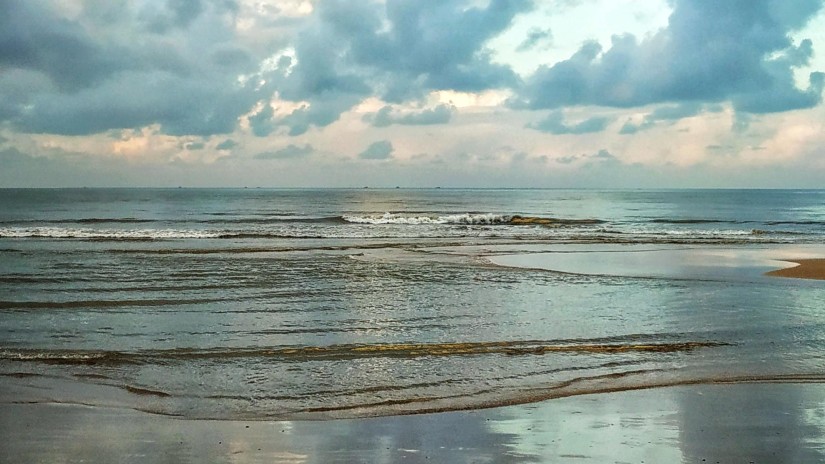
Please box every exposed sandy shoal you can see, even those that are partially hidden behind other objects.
[766,259,825,280]
[3,383,825,463]
[484,245,825,283]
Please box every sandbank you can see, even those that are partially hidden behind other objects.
[765,259,825,280]
[485,244,825,282]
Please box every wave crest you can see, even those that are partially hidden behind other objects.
[0,227,220,240]
[341,213,602,226]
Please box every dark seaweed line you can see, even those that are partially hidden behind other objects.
[0,297,229,310]
[0,340,727,366]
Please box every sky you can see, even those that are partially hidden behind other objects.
[1,0,825,188]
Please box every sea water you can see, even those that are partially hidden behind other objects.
[1,188,824,419]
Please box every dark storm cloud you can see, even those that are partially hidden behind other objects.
[364,104,454,127]
[527,110,611,134]
[359,140,394,160]
[254,144,314,160]
[518,0,825,114]
[0,0,276,136]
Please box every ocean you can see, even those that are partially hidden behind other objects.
[1,188,824,420]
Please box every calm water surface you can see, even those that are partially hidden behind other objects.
[1,189,824,419]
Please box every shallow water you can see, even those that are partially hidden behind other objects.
[1,189,824,419]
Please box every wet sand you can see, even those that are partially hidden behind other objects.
[766,259,825,280]
[487,244,825,283]
[3,383,825,463]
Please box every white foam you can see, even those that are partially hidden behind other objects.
[619,228,756,237]
[0,227,221,239]
[342,213,511,225]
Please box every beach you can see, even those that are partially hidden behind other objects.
[5,0,825,459]
[2,188,825,461]
[4,383,825,463]
[766,259,825,280]
[3,244,824,462]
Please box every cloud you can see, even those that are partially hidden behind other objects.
[0,1,278,136]
[275,94,364,136]
[517,0,825,115]
[619,120,648,135]
[647,102,704,121]
[590,149,620,163]
[555,149,621,165]
[318,0,529,98]
[139,0,206,33]
[527,110,611,134]
[184,141,205,150]
[254,144,314,160]
[556,154,579,164]
[0,2,135,92]
[620,102,703,134]
[0,147,121,187]
[365,104,454,127]
[216,139,238,150]
[269,0,532,135]
[358,140,394,160]
[249,105,276,137]
[516,28,553,52]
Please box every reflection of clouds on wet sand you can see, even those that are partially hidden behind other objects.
[673,254,825,462]
[0,403,529,464]
[295,411,528,464]
[678,384,825,463]
[4,385,825,463]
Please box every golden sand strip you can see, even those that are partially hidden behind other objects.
[766,259,825,280]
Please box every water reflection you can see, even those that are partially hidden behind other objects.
[678,384,824,463]
[4,385,825,463]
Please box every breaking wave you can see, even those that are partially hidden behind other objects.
[341,213,603,226]
[0,227,221,240]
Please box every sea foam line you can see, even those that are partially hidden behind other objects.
[0,227,221,239]
[341,213,602,226]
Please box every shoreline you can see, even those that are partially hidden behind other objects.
[765,259,825,280]
[3,383,825,463]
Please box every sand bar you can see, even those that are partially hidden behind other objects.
[484,244,825,282]
[766,259,825,280]
[3,383,825,463]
